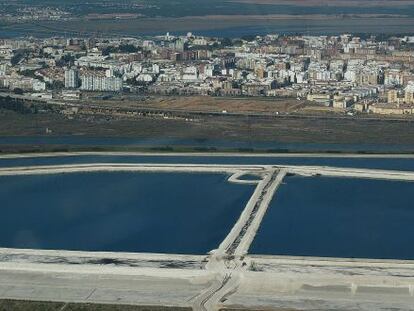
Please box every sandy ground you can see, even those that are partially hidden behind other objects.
[226,256,414,310]
[0,268,211,307]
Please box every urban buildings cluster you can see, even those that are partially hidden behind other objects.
[2,32,414,114]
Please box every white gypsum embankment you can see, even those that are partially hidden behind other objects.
[194,169,287,311]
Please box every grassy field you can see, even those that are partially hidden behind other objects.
[1,107,414,149]
[1,94,414,154]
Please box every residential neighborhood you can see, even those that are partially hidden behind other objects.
[2,33,414,115]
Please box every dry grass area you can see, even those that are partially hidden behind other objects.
[84,96,307,114]
[298,105,346,114]
[132,97,305,114]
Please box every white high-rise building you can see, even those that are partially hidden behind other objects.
[152,64,160,74]
[0,63,8,76]
[64,68,80,88]
[80,75,123,92]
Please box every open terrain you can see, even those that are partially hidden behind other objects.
[83,96,307,114]
[2,107,414,154]
[0,300,190,311]
[2,95,414,153]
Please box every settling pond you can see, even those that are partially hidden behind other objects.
[0,172,254,254]
[251,176,414,260]
[1,155,414,260]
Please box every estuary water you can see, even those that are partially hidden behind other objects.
[1,136,414,153]
[0,172,254,254]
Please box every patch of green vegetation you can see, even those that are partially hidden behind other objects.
[0,96,39,114]
[1,144,414,156]
[0,300,63,311]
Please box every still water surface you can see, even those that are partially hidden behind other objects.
[251,176,414,260]
[0,172,254,254]
[2,156,414,259]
